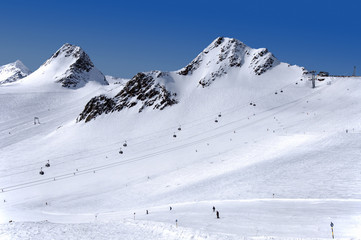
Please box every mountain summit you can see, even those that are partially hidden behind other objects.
[39,43,108,88]
[78,37,302,123]
[15,43,108,89]
[177,37,279,86]
[0,60,31,84]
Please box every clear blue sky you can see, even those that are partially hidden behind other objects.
[1,0,360,78]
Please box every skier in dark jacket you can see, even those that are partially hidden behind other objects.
[216,211,220,219]
[212,206,215,212]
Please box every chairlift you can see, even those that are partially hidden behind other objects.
[119,148,123,154]
[39,167,44,175]
[215,119,218,123]
[45,160,50,168]
[178,125,181,131]
[218,112,222,117]
[123,141,127,147]
[250,102,253,105]
[253,103,256,106]
[275,92,278,94]
[280,90,283,93]
[173,132,177,138]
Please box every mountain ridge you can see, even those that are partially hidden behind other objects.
[77,37,298,122]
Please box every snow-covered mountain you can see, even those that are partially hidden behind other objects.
[1,37,361,239]
[15,43,108,89]
[177,37,279,84]
[0,60,31,84]
[78,37,292,122]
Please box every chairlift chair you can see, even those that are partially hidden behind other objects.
[119,148,123,154]
[280,90,283,93]
[123,141,127,147]
[178,126,181,131]
[215,119,218,123]
[218,113,222,117]
[173,133,177,138]
[45,160,50,167]
[39,168,44,175]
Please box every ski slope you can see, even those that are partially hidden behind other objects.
[0,54,361,238]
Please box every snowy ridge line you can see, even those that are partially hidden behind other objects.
[0,82,327,182]
[0,78,310,173]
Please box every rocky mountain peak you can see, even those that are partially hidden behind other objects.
[178,37,279,87]
[41,43,108,88]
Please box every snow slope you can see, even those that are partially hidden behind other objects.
[0,38,360,239]
[0,60,31,85]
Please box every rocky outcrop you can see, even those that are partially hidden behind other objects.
[77,72,178,122]
[250,48,278,75]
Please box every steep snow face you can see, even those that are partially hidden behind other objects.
[177,37,279,86]
[77,37,297,122]
[0,60,31,84]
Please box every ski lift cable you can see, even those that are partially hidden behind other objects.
[0,80,324,175]
[4,87,327,183]
[0,86,328,192]
[1,83,326,179]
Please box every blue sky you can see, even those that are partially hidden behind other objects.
[0,0,360,78]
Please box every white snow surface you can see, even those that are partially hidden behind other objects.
[0,38,360,239]
[0,60,31,84]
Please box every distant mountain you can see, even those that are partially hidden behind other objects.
[0,60,31,84]
[15,43,108,88]
[77,37,301,122]
[39,43,109,88]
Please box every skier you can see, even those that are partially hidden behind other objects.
[170,206,172,211]
[212,206,215,212]
[216,210,220,219]
[146,210,148,214]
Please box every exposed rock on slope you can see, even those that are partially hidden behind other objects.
[178,37,279,87]
[0,60,31,84]
[77,72,178,122]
